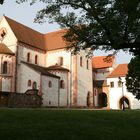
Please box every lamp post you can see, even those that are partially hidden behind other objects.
[118,77,125,111]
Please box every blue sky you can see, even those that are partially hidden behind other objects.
[0,0,133,64]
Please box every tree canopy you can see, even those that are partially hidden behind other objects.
[0,0,4,4]
[126,55,140,99]
[16,0,140,55]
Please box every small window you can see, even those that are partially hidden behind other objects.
[35,55,38,64]
[80,56,83,67]
[3,61,8,74]
[118,81,122,87]
[28,80,31,87]
[32,81,37,89]
[1,30,6,38]
[87,59,89,69]
[60,80,65,89]
[110,82,114,88]
[0,28,7,40]
[27,53,31,62]
[48,81,52,88]
[58,57,63,66]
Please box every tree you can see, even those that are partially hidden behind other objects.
[126,55,140,99]
[16,0,140,55]
[0,0,4,4]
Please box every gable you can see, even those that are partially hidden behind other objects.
[0,16,18,53]
[4,16,68,51]
[5,16,45,51]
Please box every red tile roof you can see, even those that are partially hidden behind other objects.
[44,29,68,51]
[0,43,14,55]
[107,64,128,78]
[5,16,45,50]
[5,16,68,51]
[46,65,69,72]
[22,61,60,79]
[92,55,115,69]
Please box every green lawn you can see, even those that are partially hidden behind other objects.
[0,109,140,140]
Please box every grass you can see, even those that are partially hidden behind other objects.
[0,108,140,140]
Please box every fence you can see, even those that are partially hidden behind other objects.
[0,90,42,108]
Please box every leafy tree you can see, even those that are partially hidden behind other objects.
[16,0,140,55]
[0,0,4,4]
[126,55,140,99]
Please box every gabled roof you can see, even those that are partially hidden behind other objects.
[46,65,70,72]
[22,62,60,79]
[92,55,115,69]
[4,16,68,51]
[0,43,14,55]
[5,16,45,50]
[107,64,128,78]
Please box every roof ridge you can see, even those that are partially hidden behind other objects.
[4,16,43,35]
[45,28,67,35]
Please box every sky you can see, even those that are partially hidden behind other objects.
[0,0,133,64]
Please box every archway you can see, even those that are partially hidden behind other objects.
[98,92,107,107]
[119,97,130,109]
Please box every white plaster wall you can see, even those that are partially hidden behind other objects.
[17,63,40,93]
[107,77,140,109]
[2,78,11,92]
[42,75,59,107]
[46,49,71,69]
[95,67,114,80]
[0,55,13,75]
[0,17,17,53]
[76,50,93,106]
[18,45,45,67]
[49,70,69,107]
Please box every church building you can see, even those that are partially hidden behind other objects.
[0,16,93,107]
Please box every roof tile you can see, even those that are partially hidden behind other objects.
[0,43,14,55]
[92,55,115,69]
[107,64,128,78]
[5,16,68,51]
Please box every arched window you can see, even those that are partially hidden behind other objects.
[87,59,89,69]
[60,80,65,89]
[27,52,30,62]
[48,81,52,88]
[28,80,31,87]
[32,81,37,89]
[80,56,83,67]
[3,61,8,74]
[35,55,38,64]
[58,57,63,66]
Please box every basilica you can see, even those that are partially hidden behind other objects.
[0,16,93,107]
